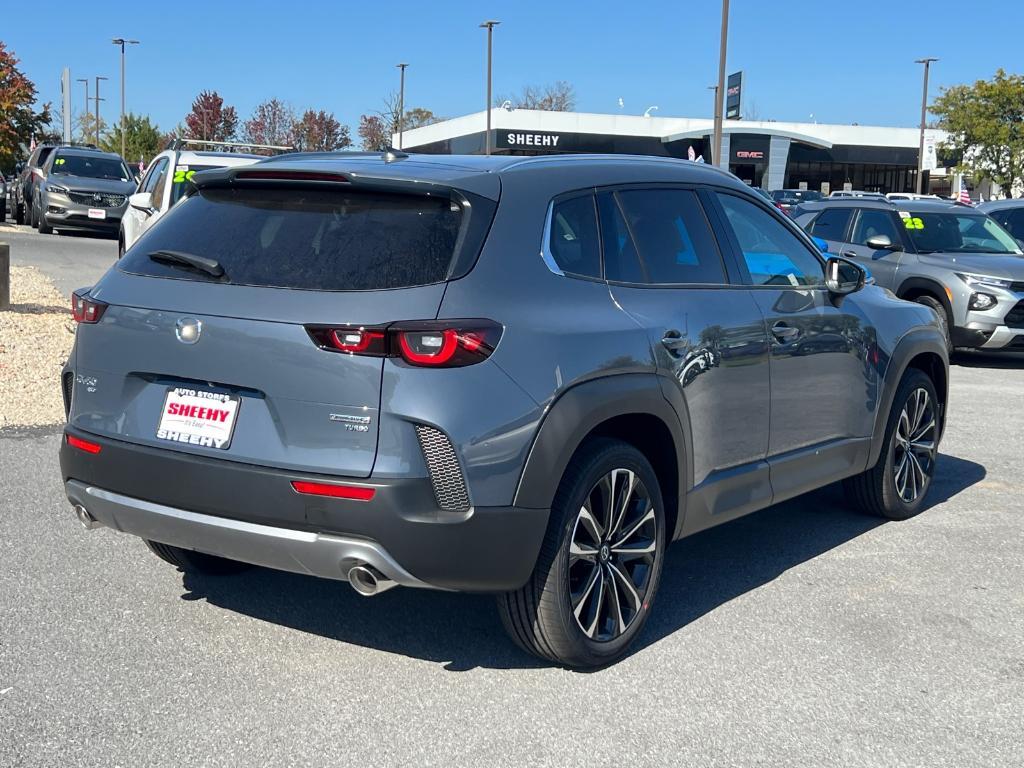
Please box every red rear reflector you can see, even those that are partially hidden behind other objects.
[290,481,375,501]
[67,434,102,454]
[235,170,349,183]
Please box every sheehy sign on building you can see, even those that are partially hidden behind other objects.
[502,131,563,149]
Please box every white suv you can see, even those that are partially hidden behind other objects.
[120,140,289,256]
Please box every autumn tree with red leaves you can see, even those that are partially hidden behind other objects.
[183,90,238,142]
[293,109,351,151]
[0,42,50,172]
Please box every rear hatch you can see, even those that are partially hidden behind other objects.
[73,163,497,476]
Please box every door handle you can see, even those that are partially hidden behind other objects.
[841,250,859,259]
[771,322,801,342]
[661,330,688,350]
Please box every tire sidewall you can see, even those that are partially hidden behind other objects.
[916,295,952,353]
[547,442,667,666]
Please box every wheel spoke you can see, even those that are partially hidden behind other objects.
[612,505,655,550]
[582,568,606,639]
[607,469,637,541]
[606,565,626,636]
[572,563,601,614]
[910,416,935,443]
[569,540,599,561]
[608,561,642,613]
[895,453,910,498]
[576,507,603,544]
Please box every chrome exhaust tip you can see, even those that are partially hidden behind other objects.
[73,503,100,530]
[347,564,397,597]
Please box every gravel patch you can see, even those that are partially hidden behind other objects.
[0,265,74,429]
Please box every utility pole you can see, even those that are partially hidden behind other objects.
[77,79,89,141]
[397,63,408,149]
[480,20,500,155]
[112,38,140,159]
[94,76,108,146]
[914,57,938,195]
[712,0,730,167]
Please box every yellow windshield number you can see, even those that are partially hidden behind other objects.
[903,217,924,230]
[173,169,197,184]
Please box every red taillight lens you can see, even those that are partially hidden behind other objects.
[71,290,107,324]
[290,480,375,501]
[305,321,502,368]
[67,434,102,454]
[235,171,350,183]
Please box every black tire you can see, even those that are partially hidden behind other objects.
[14,201,25,225]
[117,234,125,259]
[498,438,667,668]
[28,200,37,228]
[0,201,6,223]
[844,369,939,520]
[144,540,251,575]
[915,295,952,353]
[37,214,53,235]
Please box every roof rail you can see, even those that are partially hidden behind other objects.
[165,138,293,153]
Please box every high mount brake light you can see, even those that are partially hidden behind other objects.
[234,170,350,183]
[71,290,107,324]
[305,321,502,368]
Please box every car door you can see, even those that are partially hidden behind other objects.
[122,156,168,251]
[599,186,773,524]
[840,207,908,290]
[709,190,879,500]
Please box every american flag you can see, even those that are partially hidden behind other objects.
[958,177,972,205]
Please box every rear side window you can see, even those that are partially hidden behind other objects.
[850,209,901,246]
[992,208,1024,239]
[548,195,601,278]
[806,208,852,241]
[603,189,726,285]
[120,187,466,291]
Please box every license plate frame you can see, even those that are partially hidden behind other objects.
[87,208,107,220]
[156,386,240,450]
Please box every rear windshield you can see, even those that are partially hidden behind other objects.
[901,212,1022,255]
[119,187,465,291]
[50,153,131,181]
[772,190,821,203]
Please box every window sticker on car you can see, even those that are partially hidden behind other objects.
[173,169,197,184]
[175,164,189,171]
[904,217,925,230]
[898,210,911,219]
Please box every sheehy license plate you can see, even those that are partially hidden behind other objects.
[87,208,106,220]
[156,387,240,450]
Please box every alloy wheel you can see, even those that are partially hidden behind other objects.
[893,387,936,503]
[568,468,658,642]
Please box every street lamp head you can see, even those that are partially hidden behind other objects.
[914,57,939,64]
[480,19,500,28]
[397,62,408,69]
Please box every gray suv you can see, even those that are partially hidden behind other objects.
[796,199,1024,352]
[60,153,948,667]
[35,147,135,236]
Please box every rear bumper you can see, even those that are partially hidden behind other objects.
[60,429,549,592]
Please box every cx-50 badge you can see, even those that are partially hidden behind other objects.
[175,318,202,344]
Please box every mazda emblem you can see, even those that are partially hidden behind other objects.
[175,318,202,344]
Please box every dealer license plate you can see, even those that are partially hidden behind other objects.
[87,208,106,220]
[156,387,240,450]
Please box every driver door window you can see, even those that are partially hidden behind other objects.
[715,193,824,287]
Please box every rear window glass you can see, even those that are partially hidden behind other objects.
[548,195,601,278]
[806,208,852,240]
[120,187,465,291]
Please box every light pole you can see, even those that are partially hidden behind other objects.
[914,57,938,195]
[396,62,408,149]
[94,76,108,146]
[77,78,89,141]
[112,38,140,159]
[480,20,500,155]
[712,0,730,167]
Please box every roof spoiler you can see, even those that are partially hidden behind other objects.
[165,138,293,154]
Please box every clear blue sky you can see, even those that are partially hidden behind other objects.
[5,0,1021,138]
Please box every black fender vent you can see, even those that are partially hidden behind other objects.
[415,425,470,512]
[61,371,74,420]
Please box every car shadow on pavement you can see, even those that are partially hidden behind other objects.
[952,351,1024,369]
[178,453,985,672]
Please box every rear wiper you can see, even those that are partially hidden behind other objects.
[148,250,226,279]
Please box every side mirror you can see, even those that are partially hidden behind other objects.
[825,256,866,296]
[811,236,829,253]
[866,234,902,251]
[128,191,154,215]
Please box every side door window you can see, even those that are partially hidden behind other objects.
[602,188,728,285]
[141,158,167,196]
[715,192,824,287]
[545,193,602,279]
[805,208,852,244]
[849,208,901,248]
[147,159,171,208]
[993,208,1024,240]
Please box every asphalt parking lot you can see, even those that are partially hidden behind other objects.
[1,225,1022,767]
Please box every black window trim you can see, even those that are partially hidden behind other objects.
[540,188,606,284]
[708,187,829,291]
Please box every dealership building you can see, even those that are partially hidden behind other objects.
[397,109,953,196]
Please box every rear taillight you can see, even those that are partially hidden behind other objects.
[67,434,102,454]
[71,290,107,324]
[306,320,502,368]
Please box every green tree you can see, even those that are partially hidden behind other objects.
[0,42,50,172]
[101,113,162,164]
[75,111,108,146]
[932,69,1024,194]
